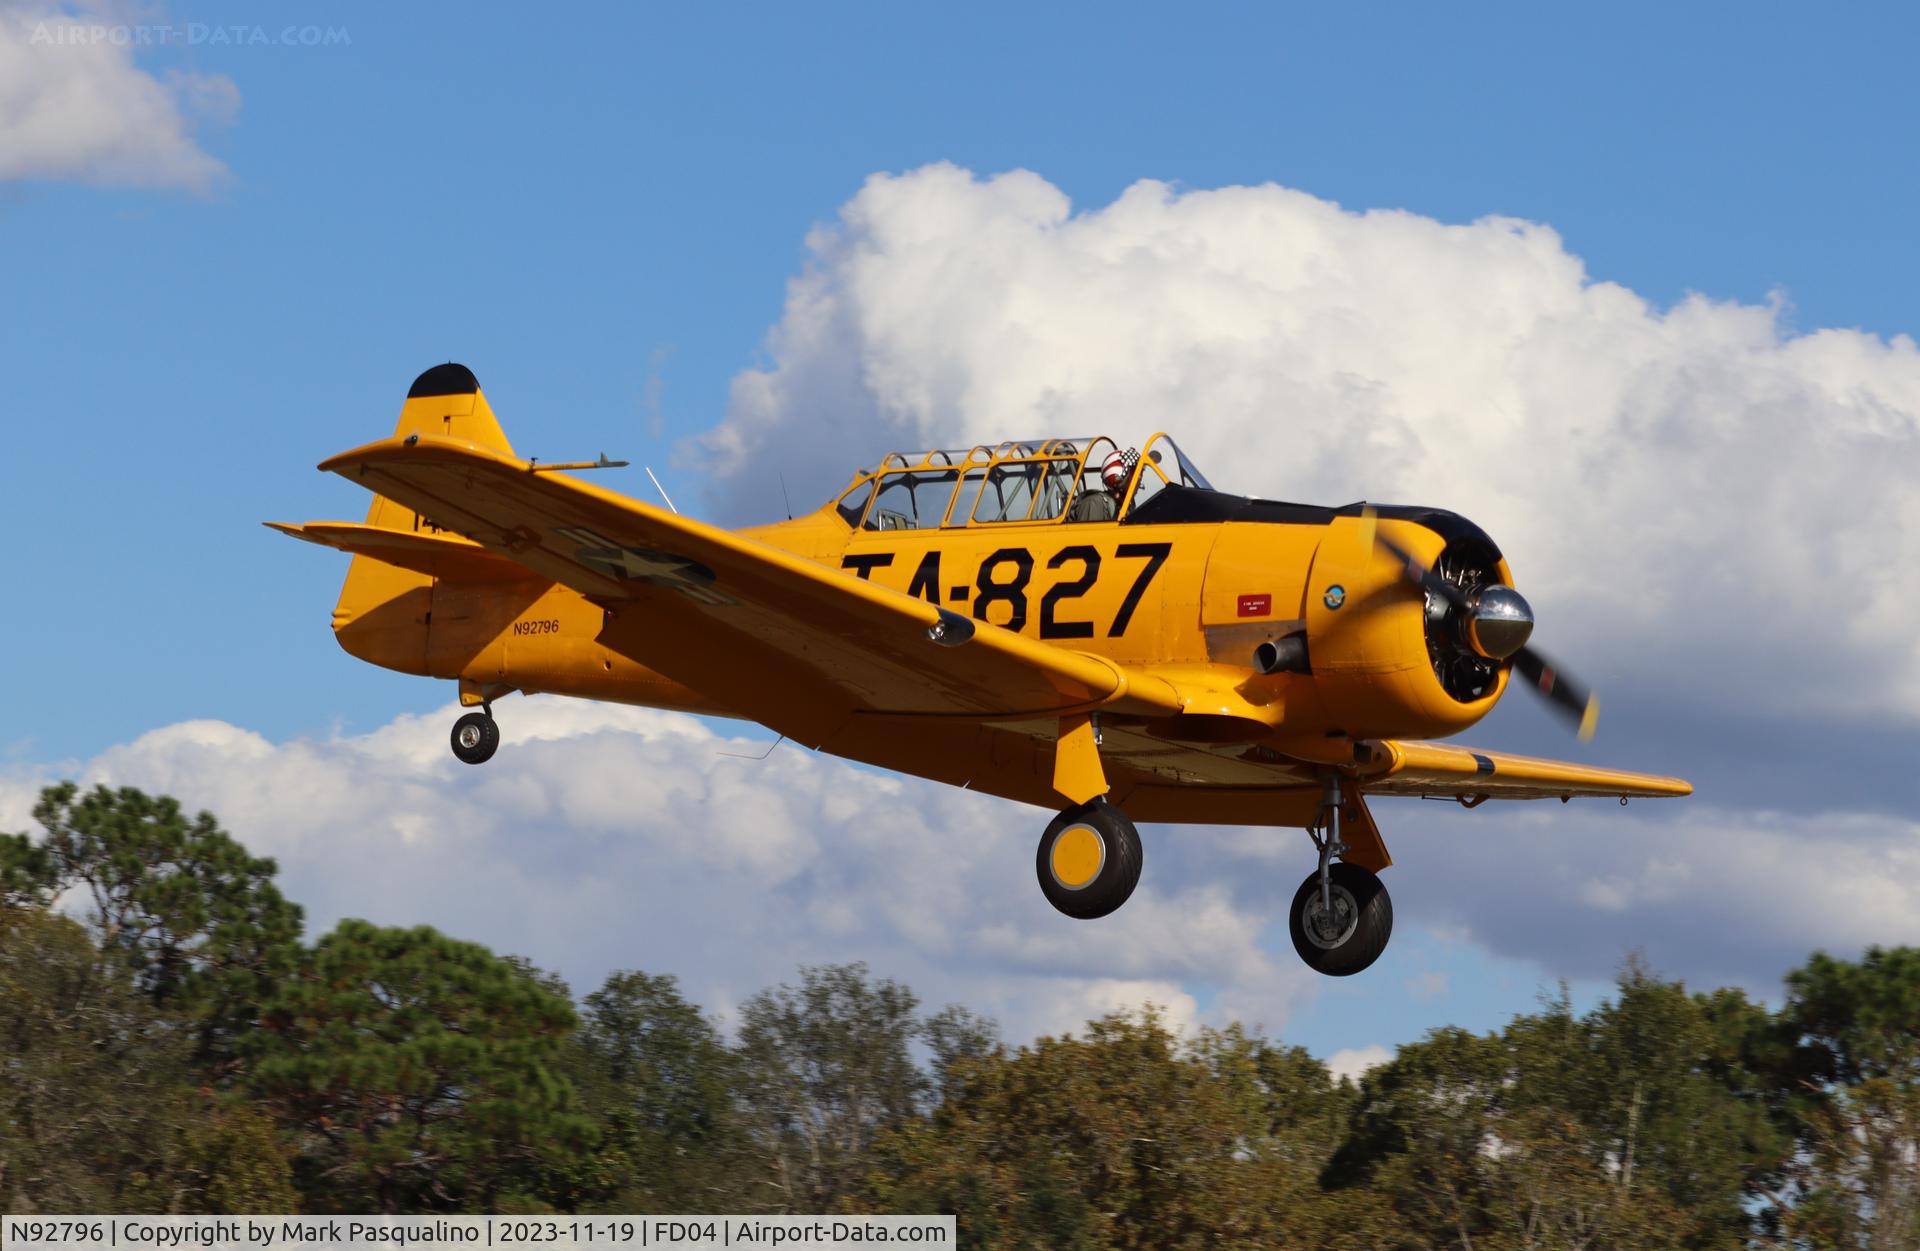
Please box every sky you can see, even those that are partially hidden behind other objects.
[3,0,1918,1070]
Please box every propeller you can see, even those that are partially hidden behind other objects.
[1511,648,1601,742]
[1362,510,1600,741]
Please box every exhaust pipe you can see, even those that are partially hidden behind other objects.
[1253,634,1309,675]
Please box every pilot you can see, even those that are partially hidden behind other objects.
[1070,448,1137,522]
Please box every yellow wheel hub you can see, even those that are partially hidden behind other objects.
[1050,825,1105,890]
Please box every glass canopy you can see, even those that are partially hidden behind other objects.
[833,434,1214,530]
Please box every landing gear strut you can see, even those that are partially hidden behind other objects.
[450,706,500,765]
[1289,773,1392,976]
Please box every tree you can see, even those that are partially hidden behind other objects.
[0,830,56,908]
[1500,967,1786,1250]
[876,1010,1347,1250]
[1190,1024,1373,1248]
[246,919,594,1213]
[1191,1025,1355,1169]
[1328,1025,1510,1249]
[1325,961,1793,1251]
[0,904,296,1213]
[921,1004,1000,1108]
[733,963,926,1213]
[1484,1106,1681,1251]
[1779,947,1920,1250]
[573,970,743,1210]
[1329,967,1788,1251]
[15,782,304,1079]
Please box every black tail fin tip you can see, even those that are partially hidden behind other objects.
[408,362,479,398]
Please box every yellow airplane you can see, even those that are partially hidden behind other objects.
[273,364,1690,976]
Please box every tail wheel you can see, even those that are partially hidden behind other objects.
[1289,862,1392,976]
[450,711,500,765]
[1037,799,1142,920]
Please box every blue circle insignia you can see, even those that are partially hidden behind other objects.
[1323,584,1347,610]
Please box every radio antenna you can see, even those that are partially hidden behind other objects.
[719,734,785,761]
[644,466,679,515]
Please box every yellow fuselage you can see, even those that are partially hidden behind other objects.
[335,495,1510,824]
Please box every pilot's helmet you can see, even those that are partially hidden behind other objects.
[1101,450,1133,493]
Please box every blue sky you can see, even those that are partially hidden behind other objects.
[4,0,1918,1064]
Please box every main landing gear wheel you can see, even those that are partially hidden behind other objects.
[1037,799,1142,920]
[450,711,499,765]
[1289,862,1392,977]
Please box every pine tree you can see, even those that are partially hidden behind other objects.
[246,919,594,1213]
[16,782,304,1080]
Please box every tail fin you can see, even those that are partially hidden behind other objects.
[332,363,515,671]
[358,363,517,532]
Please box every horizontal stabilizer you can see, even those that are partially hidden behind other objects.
[266,521,535,583]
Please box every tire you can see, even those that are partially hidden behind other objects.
[1036,799,1143,920]
[450,712,500,765]
[1288,862,1392,976]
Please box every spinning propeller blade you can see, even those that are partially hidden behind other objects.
[1511,647,1601,741]
[1374,531,1468,612]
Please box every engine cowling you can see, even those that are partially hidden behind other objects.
[1299,511,1514,740]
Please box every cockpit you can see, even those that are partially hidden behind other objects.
[832,433,1216,531]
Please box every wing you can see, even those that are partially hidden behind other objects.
[318,435,1183,745]
[1360,739,1692,800]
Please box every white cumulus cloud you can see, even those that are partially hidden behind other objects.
[5,701,1915,1034]
[1325,1044,1394,1083]
[695,164,1920,728]
[0,698,1315,1046]
[0,1,236,190]
[1398,799,1920,992]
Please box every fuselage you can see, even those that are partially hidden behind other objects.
[323,415,1525,822]
[337,481,1514,770]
